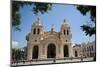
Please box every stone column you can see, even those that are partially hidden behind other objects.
[58,44,64,58]
[38,45,41,59]
[27,45,32,60]
[69,44,74,57]
[38,44,47,59]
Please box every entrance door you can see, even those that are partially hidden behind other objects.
[64,45,69,57]
[47,43,56,58]
[32,45,38,59]
[75,51,78,57]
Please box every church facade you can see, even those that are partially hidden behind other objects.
[27,17,74,60]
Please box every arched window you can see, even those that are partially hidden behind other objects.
[75,51,78,57]
[67,30,69,35]
[64,29,66,35]
[64,45,69,57]
[32,45,38,59]
[33,28,36,34]
[89,46,91,51]
[87,47,89,51]
[37,28,40,34]
[91,46,94,51]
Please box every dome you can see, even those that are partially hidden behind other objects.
[33,17,43,26]
[61,19,69,27]
[62,19,68,25]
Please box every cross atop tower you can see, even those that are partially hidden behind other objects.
[33,16,43,26]
[51,24,54,33]
[37,16,40,21]
[64,19,66,22]
[63,19,67,25]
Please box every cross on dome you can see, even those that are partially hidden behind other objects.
[63,19,68,25]
[51,24,54,33]
[33,17,43,26]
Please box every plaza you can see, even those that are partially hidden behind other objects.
[11,57,94,66]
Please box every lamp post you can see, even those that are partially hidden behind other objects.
[80,45,83,61]
[20,49,24,60]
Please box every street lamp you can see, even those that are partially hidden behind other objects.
[20,49,25,60]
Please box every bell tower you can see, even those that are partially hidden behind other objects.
[27,17,44,60]
[60,19,73,58]
[31,17,44,36]
[60,19,72,41]
[30,17,44,43]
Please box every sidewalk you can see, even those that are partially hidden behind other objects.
[11,57,94,66]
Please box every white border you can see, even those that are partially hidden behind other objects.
[0,0,100,67]
[17,0,96,5]
[0,0,10,67]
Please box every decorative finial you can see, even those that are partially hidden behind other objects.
[52,24,54,29]
[33,16,43,26]
[64,19,66,22]
[37,16,40,21]
[63,19,67,25]
[51,24,54,33]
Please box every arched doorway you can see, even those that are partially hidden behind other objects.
[32,45,38,59]
[75,51,78,57]
[64,45,69,57]
[47,43,56,58]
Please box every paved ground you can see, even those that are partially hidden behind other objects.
[11,57,94,66]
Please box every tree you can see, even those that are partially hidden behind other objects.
[12,48,21,61]
[26,33,30,41]
[12,1,52,31]
[76,5,96,36]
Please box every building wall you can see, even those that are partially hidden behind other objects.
[73,45,81,57]
[27,18,74,60]
[73,41,96,58]
[81,41,96,57]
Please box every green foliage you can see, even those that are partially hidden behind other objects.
[76,5,96,36]
[12,48,21,60]
[26,33,29,41]
[12,1,52,31]
[81,25,95,36]
[33,2,52,14]
[12,1,21,31]
[77,5,96,22]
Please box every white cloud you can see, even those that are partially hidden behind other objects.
[12,41,19,48]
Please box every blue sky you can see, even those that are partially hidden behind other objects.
[12,3,95,48]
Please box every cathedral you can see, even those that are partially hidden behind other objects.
[27,17,74,60]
